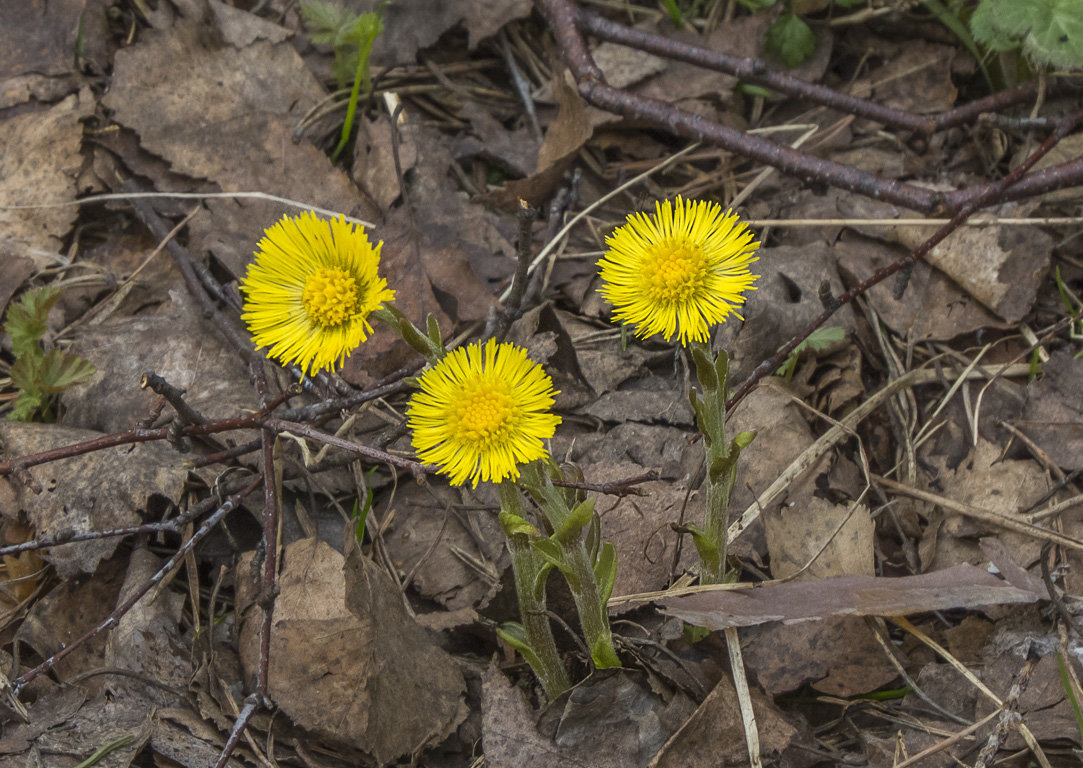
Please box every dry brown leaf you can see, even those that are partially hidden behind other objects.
[482,664,695,767]
[657,563,1038,630]
[0,422,194,579]
[894,206,1052,322]
[720,242,857,381]
[63,288,258,435]
[764,496,874,580]
[15,555,126,698]
[104,547,192,707]
[580,459,698,598]
[649,673,798,767]
[103,23,378,277]
[1019,349,1083,471]
[835,231,1005,340]
[0,90,92,261]
[921,438,1053,571]
[236,538,466,761]
[381,482,506,611]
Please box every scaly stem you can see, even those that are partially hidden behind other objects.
[689,340,752,585]
[499,482,570,698]
[560,537,620,668]
[519,462,620,669]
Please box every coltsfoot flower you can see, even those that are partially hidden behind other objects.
[240,212,395,375]
[407,339,561,487]
[598,196,760,346]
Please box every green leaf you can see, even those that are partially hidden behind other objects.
[690,344,718,391]
[496,622,545,672]
[300,1,350,44]
[532,562,554,602]
[555,498,594,543]
[5,286,62,359]
[9,389,44,422]
[36,348,96,393]
[737,0,778,8]
[685,523,720,576]
[531,538,577,588]
[997,0,1083,68]
[833,0,865,6]
[766,13,817,68]
[776,326,847,377]
[683,622,711,643]
[970,0,1020,50]
[593,542,617,606]
[499,510,539,538]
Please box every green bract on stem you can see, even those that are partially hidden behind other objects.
[497,482,571,699]
[517,460,620,669]
[687,340,755,585]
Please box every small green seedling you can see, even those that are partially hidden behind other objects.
[4,286,95,422]
[775,326,847,379]
[1053,266,1083,358]
[351,465,378,544]
[301,0,387,161]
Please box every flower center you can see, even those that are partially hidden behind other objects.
[450,381,517,447]
[302,267,362,328]
[642,239,708,303]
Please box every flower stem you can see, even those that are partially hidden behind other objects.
[498,482,570,698]
[519,462,621,669]
[560,537,620,668]
[689,341,753,585]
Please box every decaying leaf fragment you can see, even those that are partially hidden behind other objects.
[657,563,1039,630]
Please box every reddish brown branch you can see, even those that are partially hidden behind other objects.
[536,0,1083,214]
[726,106,1083,410]
[12,477,262,694]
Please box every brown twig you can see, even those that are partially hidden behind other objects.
[262,418,432,483]
[726,106,1083,411]
[11,476,262,694]
[536,0,1083,215]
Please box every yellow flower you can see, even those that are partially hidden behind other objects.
[597,197,760,346]
[407,339,561,488]
[240,212,395,375]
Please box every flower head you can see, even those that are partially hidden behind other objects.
[597,197,759,346]
[407,339,561,488]
[240,212,395,375]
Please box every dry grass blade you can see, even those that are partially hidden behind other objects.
[875,475,1083,552]
[890,616,1052,768]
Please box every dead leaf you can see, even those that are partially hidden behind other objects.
[381,482,506,610]
[852,40,957,113]
[0,0,86,108]
[0,422,194,578]
[482,664,695,767]
[649,673,797,767]
[104,547,192,707]
[0,90,93,262]
[102,23,378,277]
[537,71,593,175]
[921,439,1054,571]
[1019,349,1083,471]
[719,242,857,381]
[764,497,874,580]
[15,555,126,697]
[579,459,698,598]
[63,288,258,435]
[835,231,1005,341]
[236,538,466,762]
[894,207,1053,322]
[742,617,900,696]
[657,563,1039,630]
